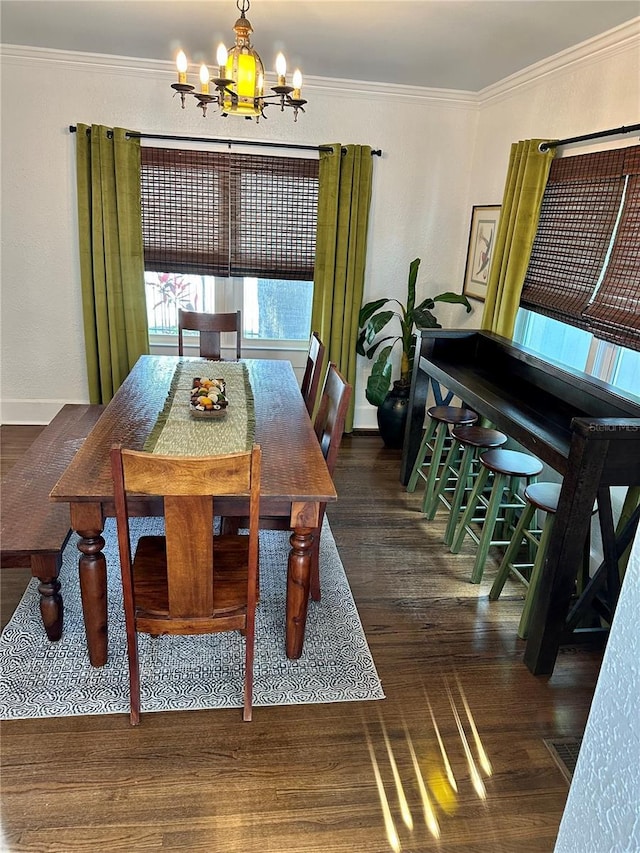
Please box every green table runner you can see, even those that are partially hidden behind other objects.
[144,361,255,455]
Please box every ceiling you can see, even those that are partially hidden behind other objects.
[1,0,638,92]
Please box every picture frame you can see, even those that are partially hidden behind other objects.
[462,205,501,302]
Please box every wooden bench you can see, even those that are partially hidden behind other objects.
[1,403,104,640]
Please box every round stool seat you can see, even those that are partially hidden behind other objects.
[408,405,478,508]
[524,482,562,514]
[427,405,478,426]
[479,449,543,478]
[451,425,508,449]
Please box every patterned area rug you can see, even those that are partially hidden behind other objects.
[0,518,383,720]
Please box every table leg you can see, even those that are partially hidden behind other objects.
[71,503,108,667]
[286,527,314,659]
[31,553,63,641]
[523,425,605,675]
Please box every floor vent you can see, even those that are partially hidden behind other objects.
[543,737,583,783]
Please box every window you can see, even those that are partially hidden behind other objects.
[514,308,640,401]
[140,146,319,348]
[144,272,313,344]
[145,272,215,336]
[243,278,313,341]
[608,346,640,399]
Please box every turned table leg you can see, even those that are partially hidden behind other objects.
[286,526,314,659]
[31,553,63,641]
[71,503,108,667]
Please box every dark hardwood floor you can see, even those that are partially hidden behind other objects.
[0,427,602,852]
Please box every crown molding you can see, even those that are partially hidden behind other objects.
[0,44,478,108]
[1,44,170,79]
[302,75,478,108]
[2,18,638,109]
[478,17,640,105]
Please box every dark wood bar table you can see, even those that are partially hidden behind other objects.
[50,356,336,666]
[401,329,640,675]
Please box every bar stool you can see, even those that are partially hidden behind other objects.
[489,482,595,639]
[425,425,509,546]
[488,482,559,639]
[406,405,478,515]
[450,448,543,584]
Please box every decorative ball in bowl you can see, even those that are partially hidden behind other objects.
[189,377,228,418]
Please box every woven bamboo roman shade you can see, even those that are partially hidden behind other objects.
[582,147,640,349]
[140,147,319,281]
[520,144,640,352]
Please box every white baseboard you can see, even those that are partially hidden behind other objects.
[353,403,379,431]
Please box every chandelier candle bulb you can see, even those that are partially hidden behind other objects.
[199,64,210,94]
[292,69,302,99]
[276,52,287,86]
[176,50,188,84]
[216,43,228,79]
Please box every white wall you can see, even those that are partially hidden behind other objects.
[1,20,638,427]
[0,49,477,425]
[555,523,640,852]
[468,20,640,203]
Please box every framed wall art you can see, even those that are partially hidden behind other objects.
[462,205,501,302]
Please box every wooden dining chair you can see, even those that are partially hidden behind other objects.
[222,363,351,602]
[307,363,352,600]
[111,444,261,726]
[178,309,242,360]
[300,332,326,416]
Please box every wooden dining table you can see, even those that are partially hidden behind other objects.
[50,355,337,667]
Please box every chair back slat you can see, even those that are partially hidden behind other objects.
[119,451,252,495]
[301,332,326,416]
[314,364,352,475]
[178,309,242,360]
[165,494,214,617]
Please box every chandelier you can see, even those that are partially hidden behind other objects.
[171,0,306,122]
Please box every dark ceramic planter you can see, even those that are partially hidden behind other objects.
[377,381,410,448]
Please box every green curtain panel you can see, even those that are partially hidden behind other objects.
[481,139,555,339]
[312,143,373,431]
[76,123,149,404]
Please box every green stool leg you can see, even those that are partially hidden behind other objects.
[425,438,461,519]
[470,473,509,584]
[443,444,476,545]
[500,476,520,540]
[518,517,555,639]
[489,503,535,600]
[450,466,491,554]
[420,422,449,515]
[407,419,437,493]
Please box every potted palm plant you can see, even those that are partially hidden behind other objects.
[357,257,472,446]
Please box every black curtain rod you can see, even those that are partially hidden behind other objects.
[539,123,640,152]
[68,126,382,156]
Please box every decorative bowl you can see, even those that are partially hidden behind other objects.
[189,377,228,419]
